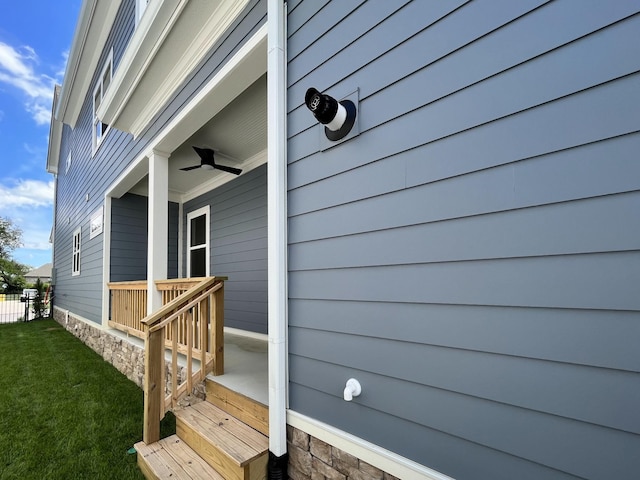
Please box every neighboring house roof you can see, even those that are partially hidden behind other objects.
[25,263,52,281]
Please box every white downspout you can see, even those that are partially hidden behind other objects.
[267,0,288,462]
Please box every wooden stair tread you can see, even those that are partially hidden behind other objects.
[174,401,268,467]
[135,435,225,480]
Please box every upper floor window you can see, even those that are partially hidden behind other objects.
[136,0,150,26]
[93,51,112,153]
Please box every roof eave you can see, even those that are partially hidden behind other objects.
[46,85,62,175]
[55,0,123,128]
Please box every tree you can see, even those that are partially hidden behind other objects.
[32,278,47,319]
[0,217,22,259]
[0,258,28,293]
[0,217,27,293]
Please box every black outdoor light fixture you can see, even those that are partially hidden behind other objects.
[305,87,357,141]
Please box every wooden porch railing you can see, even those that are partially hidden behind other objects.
[108,280,147,337]
[139,276,226,444]
[108,278,222,357]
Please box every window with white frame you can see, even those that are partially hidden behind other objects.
[136,0,150,25]
[72,227,81,276]
[187,206,210,278]
[92,51,112,153]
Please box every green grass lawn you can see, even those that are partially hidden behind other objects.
[0,319,175,480]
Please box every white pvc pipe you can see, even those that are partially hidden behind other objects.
[343,378,362,402]
[267,0,288,458]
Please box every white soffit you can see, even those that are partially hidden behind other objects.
[46,85,62,174]
[56,0,123,127]
[153,24,267,155]
[98,0,251,137]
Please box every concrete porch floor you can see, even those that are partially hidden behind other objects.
[208,330,268,406]
[110,327,268,406]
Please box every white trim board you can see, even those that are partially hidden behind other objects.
[287,411,455,480]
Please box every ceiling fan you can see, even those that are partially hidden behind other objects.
[180,146,242,175]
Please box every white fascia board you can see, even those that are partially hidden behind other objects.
[46,86,62,174]
[97,0,250,137]
[56,0,123,128]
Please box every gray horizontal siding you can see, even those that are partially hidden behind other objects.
[289,300,640,373]
[52,0,266,323]
[110,193,147,282]
[110,193,178,282]
[289,327,639,435]
[287,1,640,479]
[184,164,268,334]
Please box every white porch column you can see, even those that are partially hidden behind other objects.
[147,150,169,315]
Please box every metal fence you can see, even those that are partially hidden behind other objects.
[0,294,51,324]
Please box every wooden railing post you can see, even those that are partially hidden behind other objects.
[143,326,164,445]
[211,282,224,376]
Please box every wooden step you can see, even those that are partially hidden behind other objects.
[206,379,269,436]
[175,401,268,480]
[135,435,225,480]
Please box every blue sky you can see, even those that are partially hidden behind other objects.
[0,1,82,269]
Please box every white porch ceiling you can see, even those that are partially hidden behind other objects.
[131,74,267,200]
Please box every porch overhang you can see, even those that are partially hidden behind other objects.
[103,23,267,203]
[97,0,251,138]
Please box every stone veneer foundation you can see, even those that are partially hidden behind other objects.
[52,307,205,400]
[287,425,400,480]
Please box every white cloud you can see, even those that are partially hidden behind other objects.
[0,179,54,209]
[0,179,54,264]
[0,42,58,125]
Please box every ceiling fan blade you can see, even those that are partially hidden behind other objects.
[180,165,201,171]
[214,164,242,175]
[192,146,214,160]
